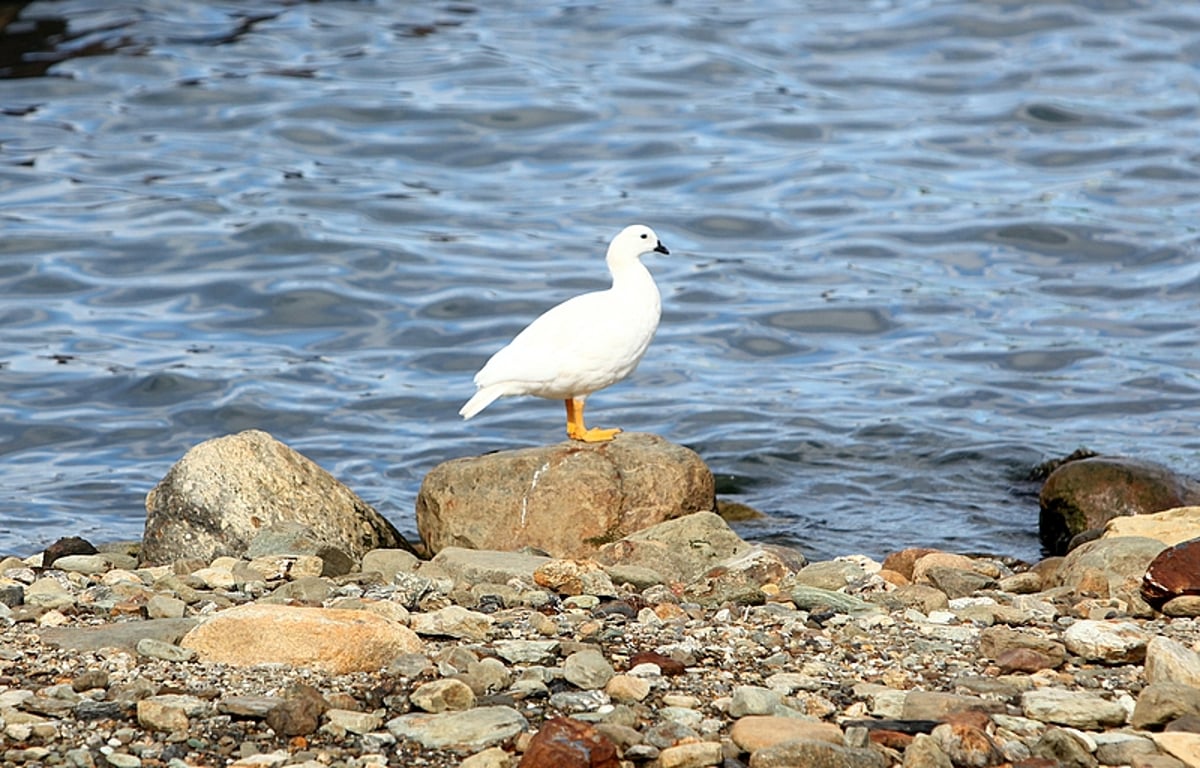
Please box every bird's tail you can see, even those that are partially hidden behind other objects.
[459,385,506,420]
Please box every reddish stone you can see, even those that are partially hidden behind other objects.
[1143,538,1200,605]
[518,717,619,768]
[627,650,686,676]
[868,729,914,749]
[996,647,1058,674]
[881,548,939,581]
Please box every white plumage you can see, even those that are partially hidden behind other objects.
[460,224,669,442]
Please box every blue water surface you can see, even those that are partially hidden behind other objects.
[2,0,1199,561]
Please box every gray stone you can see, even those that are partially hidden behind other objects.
[135,638,197,663]
[1031,727,1099,768]
[52,555,109,575]
[792,559,869,591]
[493,639,560,665]
[549,690,611,714]
[324,708,383,734]
[1054,536,1166,614]
[410,605,493,641]
[1062,619,1149,664]
[385,706,528,752]
[145,595,187,620]
[260,576,332,605]
[788,585,879,615]
[902,691,1003,720]
[461,657,512,695]
[142,430,413,565]
[1132,683,1200,730]
[429,547,550,586]
[685,546,800,607]
[1146,636,1200,687]
[921,566,997,599]
[361,549,421,582]
[1021,688,1127,729]
[245,521,355,577]
[39,618,199,653]
[596,512,747,584]
[563,649,615,690]
[729,686,783,717]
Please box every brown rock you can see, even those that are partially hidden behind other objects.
[748,739,887,768]
[265,683,328,737]
[517,716,619,768]
[978,626,1066,667]
[1143,538,1200,606]
[142,430,412,565]
[932,721,1005,767]
[42,536,98,570]
[901,691,1003,721]
[996,647,1059,674]
[1038,456,1200,556]
[882,548,940,581]
[533,560,615,597]
[627,650,686,676]
[417,432,714,558]
[180,603,422,674]
[730,716,843,753]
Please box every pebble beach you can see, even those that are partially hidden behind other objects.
[4,522,1200,768]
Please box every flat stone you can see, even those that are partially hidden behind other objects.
[1021,688,1127,729]
[1062,619,1149,664]
[493,639,559,665]
[52,555,109,575]
[605,675,651,704]
[180,603,421,674]
[730,717,843,752]
[135,638,197,662]
[410,605,493,641]
[385,705,528,752]
[595,511,748,586]
[534,559,617,597]
[748,739,887,768]
[1152,732,1200,768]
[361,549,421,582]
[39,618,199,652]
[325,708,383,734]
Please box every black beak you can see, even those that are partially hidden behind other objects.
[654,241,670,255]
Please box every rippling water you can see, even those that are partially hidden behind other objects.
[2,0,1199,562]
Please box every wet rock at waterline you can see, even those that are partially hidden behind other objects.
[416,432,716,558]
[1038,454,1200,555]
[141,429,416,566]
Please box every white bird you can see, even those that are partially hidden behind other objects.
[460,224,669,442]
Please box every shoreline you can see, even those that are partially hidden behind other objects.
[3,527,1198,768]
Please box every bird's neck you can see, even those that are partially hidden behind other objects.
[607,256,657,295]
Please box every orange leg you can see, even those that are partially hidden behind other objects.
[564,397,621,443]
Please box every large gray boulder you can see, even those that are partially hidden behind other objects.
[416,432,715,559]
[142,430,412,565]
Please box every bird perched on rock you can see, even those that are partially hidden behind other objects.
[460,224,669,442]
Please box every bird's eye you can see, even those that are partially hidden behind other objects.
[640,233,648,239]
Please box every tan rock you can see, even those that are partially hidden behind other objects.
[415,432,715,558]
[1152,732,1200,768]
[658,741,724,768]
[180,603,421,675]
[1105,506,1200,545]
[142,430,411,565]
[605,674,651,703]
[730,716,843,753]
[911,552,978,584]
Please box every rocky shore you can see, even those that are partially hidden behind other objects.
[4,516,1200,768]
[4,431,1200,768]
